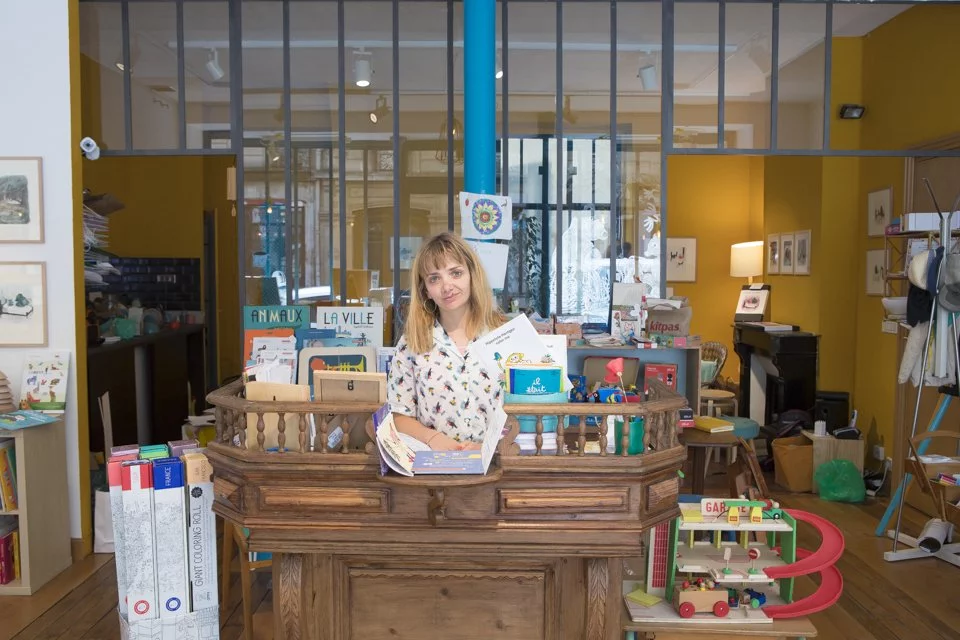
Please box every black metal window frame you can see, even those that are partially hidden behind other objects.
[81,0,960,324]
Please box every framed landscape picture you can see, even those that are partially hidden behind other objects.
[0,262,47,346]
[0,157,44,243]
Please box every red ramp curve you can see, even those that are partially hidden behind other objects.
[763,548,844,619]
[764,509,844,579]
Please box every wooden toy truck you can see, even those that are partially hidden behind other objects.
[673,585,730,618]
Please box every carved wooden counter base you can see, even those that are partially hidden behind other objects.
[209,446,684,640]
[206,378,689,640]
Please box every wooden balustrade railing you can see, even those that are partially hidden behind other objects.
[206,378,685,458]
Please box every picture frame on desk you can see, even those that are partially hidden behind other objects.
[734,285,770,322]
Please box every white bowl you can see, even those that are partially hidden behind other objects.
[882,297,908,317]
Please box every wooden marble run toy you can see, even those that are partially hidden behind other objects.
[664,497,845,621]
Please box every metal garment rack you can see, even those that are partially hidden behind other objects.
[877,179,960,567]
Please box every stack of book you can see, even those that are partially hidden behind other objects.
[0,516,18,585]
[107,441,218,638]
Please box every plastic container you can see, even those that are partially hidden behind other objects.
[504,391,569,433]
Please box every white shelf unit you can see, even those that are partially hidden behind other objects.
[0,420,72,595]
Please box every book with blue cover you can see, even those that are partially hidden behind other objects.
[374,404,507,476]
[0,409,59,430]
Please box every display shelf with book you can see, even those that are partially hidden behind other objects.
[0,417,71,595]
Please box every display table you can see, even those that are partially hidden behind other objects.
[206,380,688,640]
[622,609,817,639]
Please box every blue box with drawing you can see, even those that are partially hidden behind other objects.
[507,365,563,395]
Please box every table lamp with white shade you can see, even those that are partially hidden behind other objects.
[730,240,764,284]
[731,240,770,321]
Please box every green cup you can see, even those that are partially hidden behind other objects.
[614,417,645,455]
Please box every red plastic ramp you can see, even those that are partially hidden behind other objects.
[763,548,844,619]
[764,509,844,579]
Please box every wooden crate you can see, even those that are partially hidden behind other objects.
[802,431,865,493]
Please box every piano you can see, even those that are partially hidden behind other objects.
[733,323,819,426]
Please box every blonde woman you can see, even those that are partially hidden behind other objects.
[387,232,505,450]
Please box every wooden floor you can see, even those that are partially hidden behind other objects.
[2,490,958,639]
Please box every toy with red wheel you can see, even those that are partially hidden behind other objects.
[674,579,730,619]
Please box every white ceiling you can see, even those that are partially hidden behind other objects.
[80,1,909,111]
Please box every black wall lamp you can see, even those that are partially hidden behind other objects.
[838,104,865,119]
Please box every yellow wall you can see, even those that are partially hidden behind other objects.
[762,157,823,333]
[204,157,242,383]
[851,5,960,451]
[666,156,764,378]
[84,156,206,259]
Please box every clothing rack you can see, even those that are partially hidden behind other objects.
[876,179,960,567]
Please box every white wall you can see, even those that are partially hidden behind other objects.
[0,1,82,540]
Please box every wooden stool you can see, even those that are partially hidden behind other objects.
[220,521,272,640]
[699,388,738,417]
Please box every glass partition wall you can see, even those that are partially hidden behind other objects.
[79,0,947,343]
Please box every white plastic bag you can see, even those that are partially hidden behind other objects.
[93,489,115,553]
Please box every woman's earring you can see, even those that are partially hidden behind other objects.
[422,297,437,314]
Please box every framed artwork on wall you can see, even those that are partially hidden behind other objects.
[0,262,47,346]
[794,230,811,275]
[780,233,795,275]
[767,233,780,275]
[666,237,697,282]
[866,249,886,296]
[0,157,44,243]
[868,187,892,238]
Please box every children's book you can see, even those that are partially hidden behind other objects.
[474,314,560,389]
[315,307,384,348]
[692,415,734,433]
[374,404,507,476]
[0,409,59,430]
[19,352,70,413]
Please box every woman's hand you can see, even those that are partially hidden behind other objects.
[458,442,482,451]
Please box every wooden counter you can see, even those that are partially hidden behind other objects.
[206,380,688,640]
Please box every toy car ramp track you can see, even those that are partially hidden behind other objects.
[762,548,844,619]
[764,509,844,579]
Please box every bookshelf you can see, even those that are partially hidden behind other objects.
[0,419,72,595]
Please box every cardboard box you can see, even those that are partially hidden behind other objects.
[119,606,219,640]
[802,431,865,493]
[772,436,813,493]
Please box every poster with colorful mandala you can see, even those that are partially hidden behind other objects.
[459,191,513,241]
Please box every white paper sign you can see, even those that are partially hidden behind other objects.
[466,240,509,289]
[460,192,513,241]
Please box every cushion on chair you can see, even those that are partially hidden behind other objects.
[700,359,719,386]
[725,416,760,440]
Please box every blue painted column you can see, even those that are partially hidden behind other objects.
[463,0,496,195]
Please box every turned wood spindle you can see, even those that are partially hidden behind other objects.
[318,415,329,453]
[215,406,225,442]
[277,412,287,452]
[535,416,543,456]
[256,412,266,452]
[340,419,351,453]
[598,417,607,456]
[578,420,587,457]
[298,413,308,453]
[235,410,246,449]
[620,418,630,457]
[555,415,564,455]
[643,413,654,452]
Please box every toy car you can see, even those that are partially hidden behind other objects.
[674,582,730,618]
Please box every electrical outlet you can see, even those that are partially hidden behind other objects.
[873,444,885,461]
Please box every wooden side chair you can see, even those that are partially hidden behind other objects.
[220,521,272,640]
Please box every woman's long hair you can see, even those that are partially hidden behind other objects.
[405,232,504,354]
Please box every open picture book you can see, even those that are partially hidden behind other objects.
[373,404,507,476]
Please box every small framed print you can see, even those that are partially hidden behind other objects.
[0,262,47,346]
[0,157,44,243]
[767,233,780,275]
[794,230,811,276]
[868,187,892,238]
[780,233,795,275]
[866,249,886,296]
[666,237,697,282]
